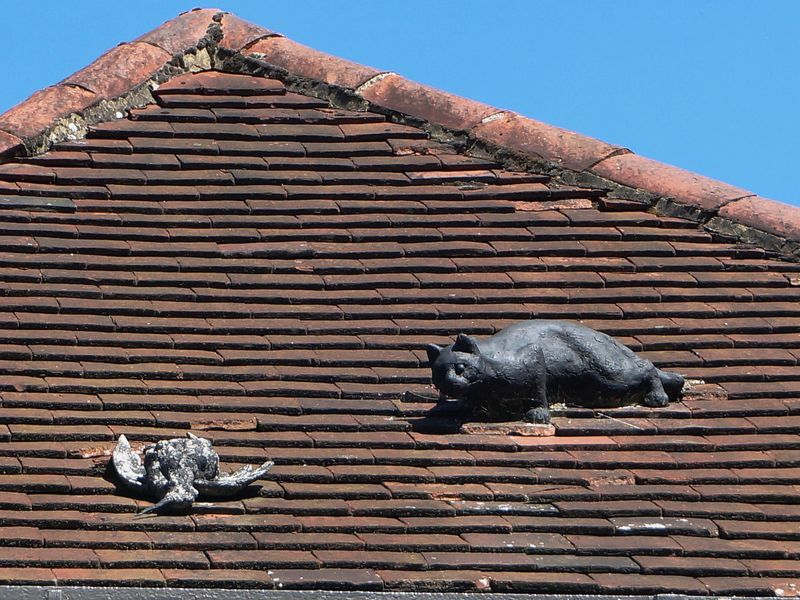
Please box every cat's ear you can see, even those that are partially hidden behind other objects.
[452,333,480,354]
[426,344,443,364]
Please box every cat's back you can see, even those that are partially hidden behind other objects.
[481,320,572,356]
[482,320,624,357]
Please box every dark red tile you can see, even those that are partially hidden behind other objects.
[207,549,318,569]
[702,577,800,597]
[266,568,383,590]
[162,569,273,589]
[0,567,56,585]
[591,573,707,596]
[0,547,99,568]
[379,569,488,591]
[491,572,598,593]
[55,568,165,587]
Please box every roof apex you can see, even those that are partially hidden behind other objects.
[134,7,221,55]
[0,8,798,257]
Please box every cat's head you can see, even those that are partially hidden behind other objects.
[426,333,486,399]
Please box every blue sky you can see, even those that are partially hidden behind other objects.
[4,1,798,206]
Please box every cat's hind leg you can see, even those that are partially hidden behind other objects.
[658,369,684,400]
[642,368,670,407]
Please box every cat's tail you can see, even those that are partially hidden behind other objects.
[657,369,684,400]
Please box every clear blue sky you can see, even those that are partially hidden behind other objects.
[4,1,798,206]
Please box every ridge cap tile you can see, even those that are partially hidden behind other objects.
[472,112,627,172]
[719,195,800,242]
[591,152,754,212]
[246,37,381,90]
[135,8,220,55]
[358,73,500,132]
[61,43,171,100]
[0,86,98,141]
[219,12,278,52]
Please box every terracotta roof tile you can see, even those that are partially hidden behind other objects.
[719,195,800,241]
[591,153,754,213]
[218,12,276,52]
[62,43,171,100]
[134,8,218,55]
[246,37,381,90]
[0,86,98,140]
[0,131,23,159]
[359,74,500,131]
[473,113,627,172]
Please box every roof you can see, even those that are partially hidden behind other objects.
[0,8,798,597]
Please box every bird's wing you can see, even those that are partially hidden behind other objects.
[112,435,146,492]
[195,461,274,498]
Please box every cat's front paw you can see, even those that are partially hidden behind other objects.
[643,389,669,407]
[428,398,467,416]
[524,406,551,424]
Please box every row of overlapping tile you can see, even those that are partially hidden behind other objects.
[0,72,797,595]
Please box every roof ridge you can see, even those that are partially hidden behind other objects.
[0,8,283,157]
[0,8,798,259]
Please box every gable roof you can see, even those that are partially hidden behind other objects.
[0,9,799,598]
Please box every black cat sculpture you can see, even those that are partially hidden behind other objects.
[426,320,684,424]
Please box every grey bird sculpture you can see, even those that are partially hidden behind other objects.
[112,433,274,515]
